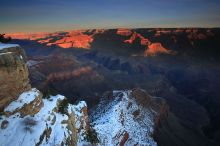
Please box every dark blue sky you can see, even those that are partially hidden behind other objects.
[1,0,220,33]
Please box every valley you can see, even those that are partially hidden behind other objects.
[4,28,220,145]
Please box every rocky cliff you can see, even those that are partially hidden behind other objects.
[0,44,91,146]
[0,90,90,146]
[0,43,31,111]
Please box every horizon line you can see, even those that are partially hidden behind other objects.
[3,26,220,34]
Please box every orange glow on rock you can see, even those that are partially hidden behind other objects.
[144,43,170,56]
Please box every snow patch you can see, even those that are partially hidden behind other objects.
[4,88,40,113]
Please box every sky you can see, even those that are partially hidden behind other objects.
[0,0,220,33]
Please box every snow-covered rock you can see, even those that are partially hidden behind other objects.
[0,88,90,146]
[4,88,43,117]
[91,88,169,146]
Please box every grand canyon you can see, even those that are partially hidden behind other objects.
[1,0,220,146]
[0,27,219,146]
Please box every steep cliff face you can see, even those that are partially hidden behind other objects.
[0,43,31,111]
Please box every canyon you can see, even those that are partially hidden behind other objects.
[2,28,220,146]
[0,43,176,146]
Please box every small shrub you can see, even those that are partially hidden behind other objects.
[42,87,58,99]
[86,128,99,144]
[23,117,37,133]
[23,117,37,126]
[24,126,33,133]
[58,98,69,115]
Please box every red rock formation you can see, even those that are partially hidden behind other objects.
[6,31,94,49]
[119,131,129,146]
[51,31,93,49]
[155,30,171,37]
[37,38,53,44]
[124,32,138,44]
[57,42,73,48]
[144,43,170,56]
[124,32,151,45]
[6,33,50,40]
[117,28,132,36]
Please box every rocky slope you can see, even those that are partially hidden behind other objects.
[91,88,169,146]
[0,89,90,146]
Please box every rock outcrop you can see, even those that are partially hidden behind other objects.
[123,32,170,56]
[0,44,91,146]
[124,32,151,45]
[0,91,90,146]
[144,43,170,56]
[0,43,31,111]
[117,28,133,36]
[51,31,93,49]
[4,88,43,117]
[91,88,169,146]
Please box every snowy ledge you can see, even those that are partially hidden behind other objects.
[4,88,40,112]
[0,43,19,50]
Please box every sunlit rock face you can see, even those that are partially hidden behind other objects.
[117,28,133,36]
[124,32,150,45]
[5,33,50,40]
[52,31,94,49]
[6,28,217,58]
[0,44,31,111]
[7,31,94,49]
[144,43,170,56]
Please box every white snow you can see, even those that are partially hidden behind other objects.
[0,43,19,50]
[0,94,68,146]
[4,88,40,113]
[0,88,89,146]
[92,90,157,146]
